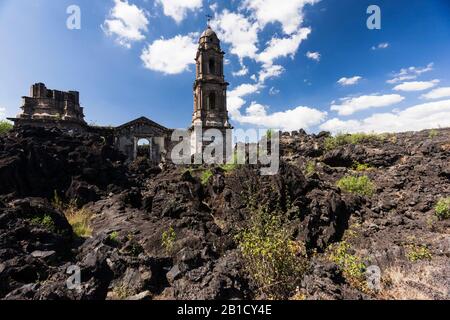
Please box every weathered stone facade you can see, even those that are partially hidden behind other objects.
[9,83,87,130]
[191,26,233,159]
[113,117,171,163]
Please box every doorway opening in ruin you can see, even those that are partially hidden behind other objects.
[136,138,151,159]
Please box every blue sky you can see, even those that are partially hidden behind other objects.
[1,0,450,133]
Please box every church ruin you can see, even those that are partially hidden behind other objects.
[8,26,232,164]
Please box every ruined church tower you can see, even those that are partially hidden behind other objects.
[191,26,232,160]
[192,26,231,128]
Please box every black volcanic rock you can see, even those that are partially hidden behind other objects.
[0,126,449,300]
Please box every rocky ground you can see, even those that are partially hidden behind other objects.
[0,126,448,300]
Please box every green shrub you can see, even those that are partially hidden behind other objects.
[65,205,93,238]
[162,227,176,254]
[324,132,384,150]
[236,208,307,299]
[31,215,55,231]
[406,244,432,262]
[428,129,438,139]
[305,161,316,176]
[108,231,120,244]
[200,169,213,185]
[435,197,450,220]
[337,175,375,197]
[220,152,241,173]
[0,120,13,135]
[352,162,372,172]
[328,240,367,290]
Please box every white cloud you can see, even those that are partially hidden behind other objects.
[232,65,249,77]
[211,10,260,61]
[0,107,5,119]
[156,0,203,23]
[242,0,318,35]
[372,42,389,50]
[337,76,362,86]
[269,87,280,95]
[238,102,326,131]
[258,28,311,65]
[140,34,197,74]
[321,99,450,134]
[331,94,405,116]
[387,63,434,84]
[258,64,284,83]
[306,51,320,61]
[393,80,439,92]
[421,87,450,100]
[227,83,261,118]
[102,0,149,48]
[227,83,325,131]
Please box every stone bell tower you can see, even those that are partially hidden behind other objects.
[191,25,232,161]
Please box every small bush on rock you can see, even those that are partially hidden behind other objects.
[328,240,367,291]
[108,231,120,244]
[352,162,373,172]
[428,129,438,139]
[31,215,55,232]
[435,197,450,220]
[305,161,316,176]
[200,169,213,185]
[337,175,375,197]
[162,226,176,254]
[324,132,384,150]
[0,120,13,135]
[406,244,432,262]
[65,205,93,238]
[236,208,308,299]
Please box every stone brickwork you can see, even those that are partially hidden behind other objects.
[191,26,233,160]
[10,83,87,130]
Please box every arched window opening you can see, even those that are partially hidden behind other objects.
[137,138,151,159]
[208,92,216,110]
[209,59,215,74]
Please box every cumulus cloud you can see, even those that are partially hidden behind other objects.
[421,87,450,100]
[321,99,450,134]
[242,0,318,35]
[211,10,260,61]
[227,83,261,118]
[387,63,434,84]
[371,42,389,50]
[331,94,405,116]
[269,87,280,95]
[306,51,320,61]
[393,80,439,92]
[232,65,249,77]
[140,34,197,74]
[156,0,203,23]
[258,29,311,65]
[337,76,362,86]
[238,102,327,131]
[258,64,284,83]
[102,0,149,48]
[227,83,325,131]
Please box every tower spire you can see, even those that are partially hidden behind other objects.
[206,14,212,28]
